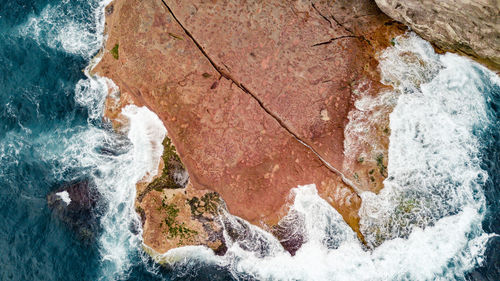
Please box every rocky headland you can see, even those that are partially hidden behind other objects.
[89,0,498,258]
[93,0,406,256]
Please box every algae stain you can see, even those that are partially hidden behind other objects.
[375,153,387,177]
[110,43,119,60]
[148,137,187,191]
[168,32,184,40]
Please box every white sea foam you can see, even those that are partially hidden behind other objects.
[121,105,167,183]
[359,33,493,247]
[174,183,489,281]
[56,191,71,205]
[73,75,109,123]
[18,0,111,58]
[57,101,167,280]
[96,104,166,279]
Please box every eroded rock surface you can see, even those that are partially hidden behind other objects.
[375,0,500,71]
[93,0,406,254]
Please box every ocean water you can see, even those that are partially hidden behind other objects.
[0,1,498,281]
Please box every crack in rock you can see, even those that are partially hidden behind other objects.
[312,35,358,47]
[159,0,363,195]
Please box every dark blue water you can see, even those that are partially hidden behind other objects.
[0,1,101,280]
[0,1,498,280]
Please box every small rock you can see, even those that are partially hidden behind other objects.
[47,179,105,242]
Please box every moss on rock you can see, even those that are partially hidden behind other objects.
[149,137,187,191]
[110,44,119,60]
[187,192,221,217]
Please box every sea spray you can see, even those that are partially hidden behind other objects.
[96,104,166,279]
[359,33,493,247]
[208,184,490,281]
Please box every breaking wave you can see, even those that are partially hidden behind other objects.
[18,0,110,58]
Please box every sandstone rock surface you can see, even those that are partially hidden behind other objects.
[375,0,500,71]
[93,0,405,254]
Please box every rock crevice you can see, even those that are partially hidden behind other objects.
[159,0,363,194]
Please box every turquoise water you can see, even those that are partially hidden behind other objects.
[0,1,498,280]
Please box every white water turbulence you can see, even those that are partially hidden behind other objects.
[96,104,166,279]
[18,0,111,58]
[359,33,494,247]
[164,33,499,281]
[56,191,72,206]
[57,98,167,280]
[14,0,171,279]
[59,66,167,278]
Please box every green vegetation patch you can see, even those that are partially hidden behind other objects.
[158,196,197,243]
[110,43,119,60]
[375,153,388,177]
[148,137,186,191]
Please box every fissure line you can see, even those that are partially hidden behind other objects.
[159,0,362,195]
[312,35,358,47]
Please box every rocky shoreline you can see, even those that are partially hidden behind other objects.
[89,0,498,258]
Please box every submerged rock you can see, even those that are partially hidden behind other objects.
[271,211,306,256]
[47,179,104,242]
[375,0,500,71]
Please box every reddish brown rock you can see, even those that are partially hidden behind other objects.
[163,0,405,192]
[93,0,405,254]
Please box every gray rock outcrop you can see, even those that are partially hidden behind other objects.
[375,0,500,70]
